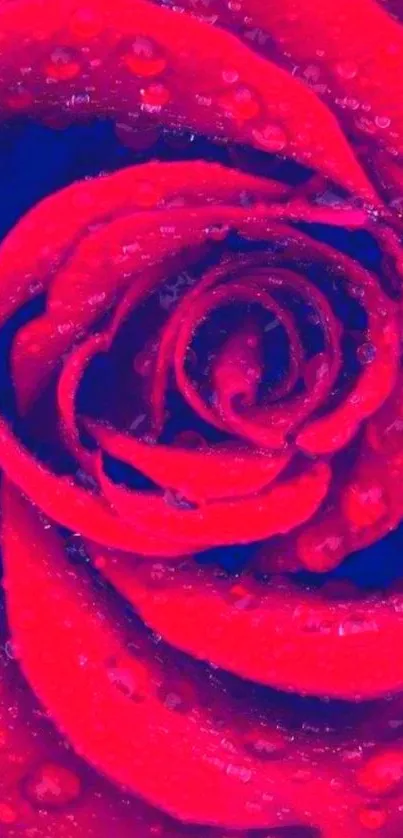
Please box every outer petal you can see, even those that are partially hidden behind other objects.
[0,624,178,837]
[2,481,365,836]
[169,0,403,161]
[0,0,377,200]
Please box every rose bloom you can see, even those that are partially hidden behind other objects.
[1,0,403,835]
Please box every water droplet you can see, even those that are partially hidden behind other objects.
[226,763,252,783]
[205,223,230,241]
[219,87,260,122]
[354,115,376,135]
[222,69,239,84]
[4,639,19,660]
[57,321,74,335]
[359,805,387,831]
[348,282,365,299]
[338,615,380,636]
[108,667,140,698]
[69,7,103,40]
[140,83,171,112]
[358,749,403,795]
[5,86,34,111]
[28,278,44,295]
[65,535,88,564]
[251,124,287,152]
[163,692,184,710]
[107,657,148,700]
[0,803,17,824]
[226,583,257,610]
[297,530,344,573]
[45,48,81,81]
[342,747,363,763]
[147,562,172,587]
[339,96,360,111]
[343,483,387,529]
[158,676,197,713]
[375,115,391,129]
[303,64,321,83]
[67,92,91,109]
[75,469,97,490]
[301,616,334,634]
[123,36,167,77]
[335,60,358,79]
[163,489,196,510]
[243,728,287,759]
[357,342,377,365]
[23,762,81,808]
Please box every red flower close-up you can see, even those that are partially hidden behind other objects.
[2,0,403,835]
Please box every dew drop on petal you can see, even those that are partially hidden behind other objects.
[338,96,360,111]
[303,64,321,83]
[23,762,81,808]
[374,115,391,129]
[4,86,34,111]
[343,484,387,529]
[243,727,287,759]
[354,115,377,135]
[45,48,81,81]
[4,639,19,659]
[297,530,345,573]
[357,749,403,795]
[158,675,198,713]
[338,615,380,636]
[251,124,287,152]
[147,562,173,588]
[220,87,260,121]
[163,489,196,510]
[108,667,140,698]
[222,69,240,85]
[140,83,171,110]
[226,763,252,783]
[107,657,149,700]
[357,342,377,365]
[69,7,103,40]
[335,60,358,79]
[123,36,167,77]
[0,803,17,824]
[358,805,388,831]
[205,223,230,241]
[226,583,257,610]
[67,92,91,109]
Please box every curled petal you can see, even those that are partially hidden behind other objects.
[87,420,291,503]
[97,459,332,548]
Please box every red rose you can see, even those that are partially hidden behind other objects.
[1,0,403,836]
